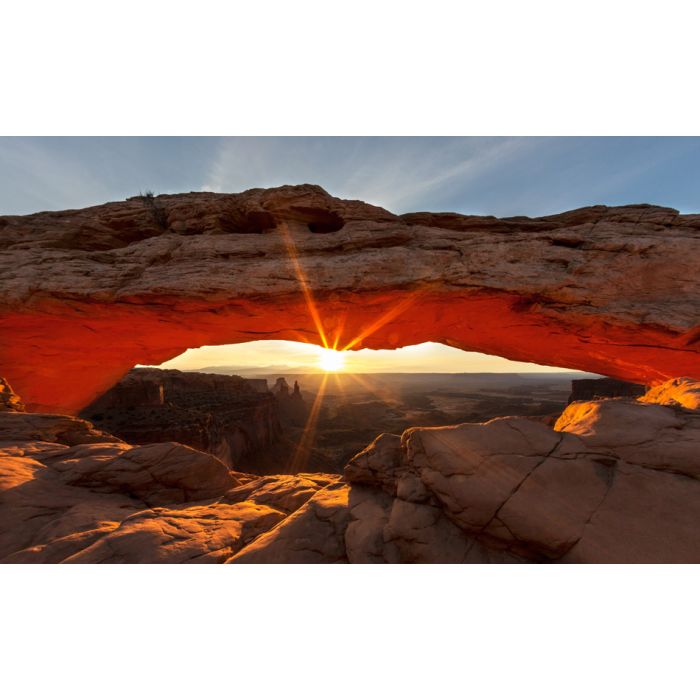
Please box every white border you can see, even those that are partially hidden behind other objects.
[3,565,699,699]
[2,2,699,696]
[2,1,700,135]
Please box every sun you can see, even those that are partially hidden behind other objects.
[318,347,346,372]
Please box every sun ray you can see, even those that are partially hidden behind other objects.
[345,371,400,406]
[340,288,425,352]
[290,372,329,472]
[330,371,349,399]
[331,316,347,351]
[279,222,329,348]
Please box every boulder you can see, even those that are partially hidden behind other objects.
[340,378,700,563]
[0,405,338,563]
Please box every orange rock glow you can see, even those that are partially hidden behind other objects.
[1,185,698,413]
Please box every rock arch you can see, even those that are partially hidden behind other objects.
[1,184,699,413]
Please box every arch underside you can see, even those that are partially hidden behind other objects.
[2,288,698,414]
[1,185,699,413]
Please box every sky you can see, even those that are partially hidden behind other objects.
[3,136,700,218]
[156,341,576,375]
[3,136,699,373]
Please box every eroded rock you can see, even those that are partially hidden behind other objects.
[341,378,700,563]
[638,376,700,411]
[48,441,239,506]
[1,186,700,414]
[0,377,24,412]
[0,408,337,563]
[80,368,283,469]
[228,483,350,564]
[1,378,699,563]
[0,411,120,445]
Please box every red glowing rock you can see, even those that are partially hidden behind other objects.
[1,185,698,414]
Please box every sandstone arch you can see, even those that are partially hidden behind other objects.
[1,184,699,414]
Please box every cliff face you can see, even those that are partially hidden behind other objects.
[272,377,308,426]
[80,368,282,469]
[1,185,699,414]
[568,377,647,404]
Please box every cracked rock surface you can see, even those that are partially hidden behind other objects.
[1,378,699,563]
[341,377,700,563]
[0,380,342,563]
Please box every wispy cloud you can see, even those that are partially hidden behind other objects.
[201,136,547,214]
[2,136,700,217]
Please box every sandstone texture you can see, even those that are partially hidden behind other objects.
[2,378,697,563]
[338,378,700,563]
[638,376,700,411]
[0,376,341,563]
[229,377,700,563]
[1,185,699,413]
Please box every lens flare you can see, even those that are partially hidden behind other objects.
[318,348,345,372]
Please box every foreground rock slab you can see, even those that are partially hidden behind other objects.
[1,378,699,563]
[0,388,341,563]
[341,378,700,563]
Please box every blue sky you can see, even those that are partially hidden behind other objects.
[1,136,700,217]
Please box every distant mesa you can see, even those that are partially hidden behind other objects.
[80,368,311,474]
[81,368,283,470]
[568,378,647,404]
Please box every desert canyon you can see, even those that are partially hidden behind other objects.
[1,185,699,563]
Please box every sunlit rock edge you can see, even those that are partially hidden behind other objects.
[1,376,699,564]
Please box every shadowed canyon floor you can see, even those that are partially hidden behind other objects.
[81,367,583,476]
[2,377,699,563]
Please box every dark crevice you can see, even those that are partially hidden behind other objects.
[549,238,585,249]
[216,210,277,234]
[288,206,345,233]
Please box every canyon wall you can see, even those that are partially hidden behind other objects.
[81,368,282,469]
[567,377,646,404]
[1,185,699,414]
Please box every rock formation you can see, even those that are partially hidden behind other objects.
[273,377,290,397]
[273,377,308,426]
[246,377,700,564]
[0,379,340,563]
[1,185,699,414]
[568,377,647,404]
[80,368,282,469]
[0,377,24,412]
[1,378,699,563]
[638,376,700,411]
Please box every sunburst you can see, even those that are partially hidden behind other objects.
[278,223,427,470]
[318,347,345,372]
